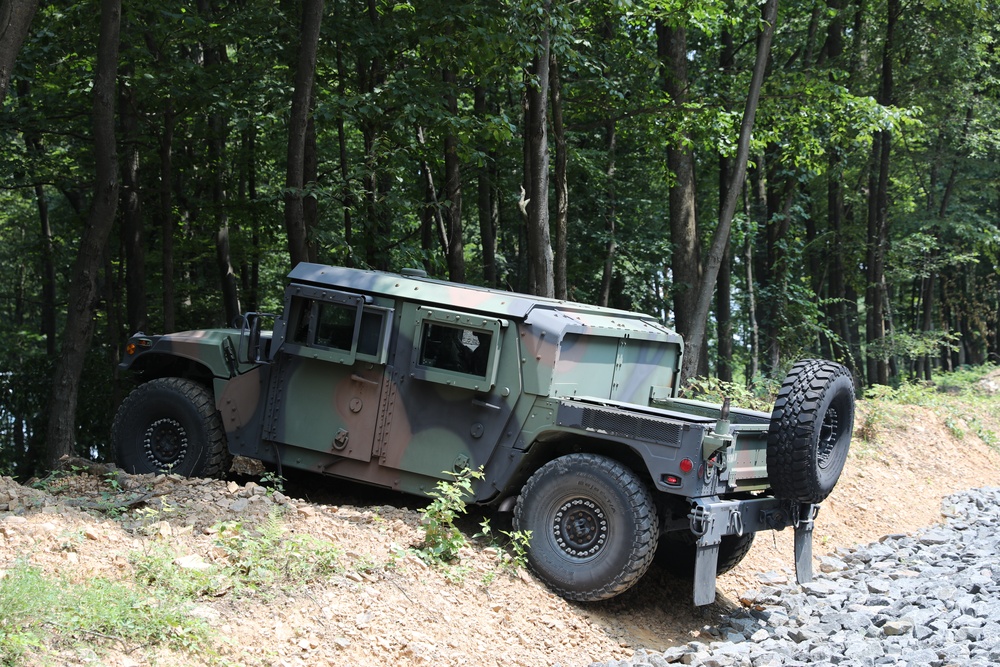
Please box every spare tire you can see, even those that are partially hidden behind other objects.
[767,359,855,503]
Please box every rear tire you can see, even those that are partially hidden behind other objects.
[656,531,755,577]
[767,360,855,503]
[112,377,231,477]
[513,454,659,601]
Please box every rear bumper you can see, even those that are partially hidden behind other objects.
[688,495,817,606]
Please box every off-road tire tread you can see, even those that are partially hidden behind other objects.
[716,532,755,575]
[112,377,231,477]
[657,531,755,577]
[767,359,853,503]
[513,453,659,602]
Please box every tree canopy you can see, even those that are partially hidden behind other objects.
[1,0,999,475]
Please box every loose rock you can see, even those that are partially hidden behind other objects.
[589,487,1000,667]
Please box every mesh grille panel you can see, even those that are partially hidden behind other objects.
[579,406,683,446]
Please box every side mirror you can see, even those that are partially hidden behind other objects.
[237,312,276,364]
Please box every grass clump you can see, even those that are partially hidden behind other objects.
[0,560,210,665]
[214,513,342,592]
[132,510,343,600]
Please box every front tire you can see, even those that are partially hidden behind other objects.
[513,454,659,601]
[112,377,231,477]
[767,359,855,503]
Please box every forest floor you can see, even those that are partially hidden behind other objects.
[1,368,999,666]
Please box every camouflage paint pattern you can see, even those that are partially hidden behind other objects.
[119,263,772,505]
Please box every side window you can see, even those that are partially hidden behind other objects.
[410,307,504,391]
[288,298,313,344]
[418,324,492,378]
[282,292,392,365]
[357,307,390,358]
[314,302,357,351]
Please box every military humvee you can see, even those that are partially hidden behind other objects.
[113,263,854,605]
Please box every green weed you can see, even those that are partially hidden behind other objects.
[0,560,210,664]
[477,518,531,575]
[213,511,342,594]
[415,468,483,565]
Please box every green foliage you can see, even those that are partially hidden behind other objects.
[415,467,483,565]
[1,0,1000,477]
[857,384,897,444]
[856,365,1000,450]
[258,470,286,494]
[679,375,778,413]
[132,510,343,602]
[866,330,961,364]
[476,518,532,576]
[212,512,343,594]
[132,542,231,599]
[0,560,210,664]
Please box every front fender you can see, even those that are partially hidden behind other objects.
[120,329,243,379]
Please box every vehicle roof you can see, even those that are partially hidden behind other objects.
[287,263,678,337]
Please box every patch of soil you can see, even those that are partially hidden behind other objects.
[2,399,999,666]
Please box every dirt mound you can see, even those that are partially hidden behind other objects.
[2,401,999,666]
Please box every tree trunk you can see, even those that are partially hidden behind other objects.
[360,0,390,271]
[524,0,554,298]
[551,54,569,301]
[284,0,323,268]
[474,85,498,287]
[443,66,464,283]
[334,8,354,267]
[196,0,240,324]
[598,120,617,308]
[716,157,733,382]
[159,103,176,332]
[45,0,120,466]
[119,67,146,334]
[304,108,319,264]
[658,22,701,358]
[0,0,38,104]
[680,0,777,383]
[716,22,736,382]
[864,0,898,387]
[212,111,241,325]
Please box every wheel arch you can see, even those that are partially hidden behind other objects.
[494,432,655,512]
[125,353,217,390]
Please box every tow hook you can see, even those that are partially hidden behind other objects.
[689,504,714,537]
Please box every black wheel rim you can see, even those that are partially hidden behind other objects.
[817,407,839,469]
[144,417,188,468]
[552,497,608,559]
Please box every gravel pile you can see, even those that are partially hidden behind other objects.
[592,487,1000,667]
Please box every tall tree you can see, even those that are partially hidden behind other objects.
[658,21,702,368]
[680,0,778,383]
[119,61,146,334]
[524,0,554,298]
[864,0,899,386]
[284,0,324,268]
[550,53,568,301]
[0,0,38,103]
[442,65,465,283]
[44,0,121,465]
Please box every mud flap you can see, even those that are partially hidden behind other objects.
[693,540,721,606]
[794,503,816,584]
